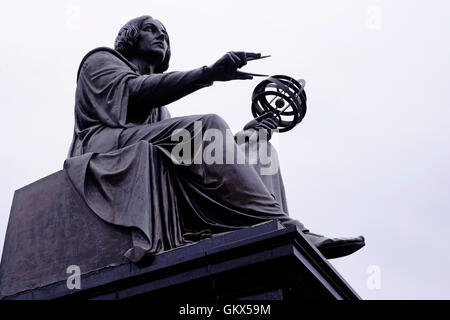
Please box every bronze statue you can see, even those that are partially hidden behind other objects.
[65,15,365,263]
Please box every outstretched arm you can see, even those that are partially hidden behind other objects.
[128,51,263,109]
[128,67,213,109]
[77,50,264,127]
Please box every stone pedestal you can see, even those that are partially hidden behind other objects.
[0,171,360,300]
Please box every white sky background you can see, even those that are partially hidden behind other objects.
[0,0,449,299]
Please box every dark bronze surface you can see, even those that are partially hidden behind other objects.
[0,170,131,298]
[1,221,360,300]
[65,15,310,264]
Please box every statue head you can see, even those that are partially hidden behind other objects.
[114,15,171,73]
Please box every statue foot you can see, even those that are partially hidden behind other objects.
[302,231,365,259]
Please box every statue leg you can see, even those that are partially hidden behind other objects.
[235,129,307,231]
[119,113,304,232]
[67,113,364,262]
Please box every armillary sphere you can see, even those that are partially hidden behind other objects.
[251,75,307,133]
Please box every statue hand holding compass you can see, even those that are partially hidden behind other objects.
[205,51,307,139]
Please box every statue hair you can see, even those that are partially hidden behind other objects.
[114,15,171,73]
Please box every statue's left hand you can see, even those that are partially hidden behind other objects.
[243,113,279,140]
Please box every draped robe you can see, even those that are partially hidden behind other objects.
[64,47,304,263]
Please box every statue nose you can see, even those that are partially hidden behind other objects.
[156,31,165,40]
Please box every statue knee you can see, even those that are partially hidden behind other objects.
[201,113,229,130]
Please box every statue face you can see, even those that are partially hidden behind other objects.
[135,17,169,65]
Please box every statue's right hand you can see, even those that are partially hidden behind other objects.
[205,51,262,82]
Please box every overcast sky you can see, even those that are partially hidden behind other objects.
[1,0,449,299]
